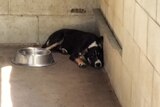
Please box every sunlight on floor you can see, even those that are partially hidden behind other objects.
[1,66,13,107]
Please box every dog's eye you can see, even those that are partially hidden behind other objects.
[90,54,95,58]
[90,55,94,57]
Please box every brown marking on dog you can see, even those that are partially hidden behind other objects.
[75,57,86,67]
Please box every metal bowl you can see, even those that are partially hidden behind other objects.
[12,47,54,67]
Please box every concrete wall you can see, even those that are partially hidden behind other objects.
[0,0,98,44]
[99,0,160,107]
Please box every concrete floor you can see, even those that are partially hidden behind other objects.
[0,46,121,107]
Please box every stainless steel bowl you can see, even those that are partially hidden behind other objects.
[12,47,54,67]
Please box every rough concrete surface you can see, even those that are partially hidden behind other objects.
[0,46,121,107]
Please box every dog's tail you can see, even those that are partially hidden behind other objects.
[42,39,52,48]
[41,42,47,48]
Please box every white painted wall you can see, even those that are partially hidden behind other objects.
[0,0,99,44]
[99,0,160,107]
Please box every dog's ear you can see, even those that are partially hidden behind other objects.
[98,36,103,43]
[97,36,103,48]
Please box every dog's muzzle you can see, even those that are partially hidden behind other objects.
[94,59,102,68]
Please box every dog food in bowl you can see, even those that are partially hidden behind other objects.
[12,47,54,67]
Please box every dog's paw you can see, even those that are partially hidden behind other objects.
[78,62,87,68]
[75,58,87,68]
[61,48,68,54]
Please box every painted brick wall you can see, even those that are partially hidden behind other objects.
[0,0,98,44]
[99,0,160,107]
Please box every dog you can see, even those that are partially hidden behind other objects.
[42,29,103,68]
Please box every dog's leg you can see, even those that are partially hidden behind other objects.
[70,53,86,67]
[58,47,68,54]
[75,57,86,68]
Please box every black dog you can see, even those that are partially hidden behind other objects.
[42,29,103,68]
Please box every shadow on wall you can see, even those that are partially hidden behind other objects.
[40,17,100,45]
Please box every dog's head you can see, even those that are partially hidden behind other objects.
[84,37,103,68]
